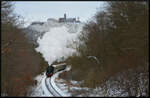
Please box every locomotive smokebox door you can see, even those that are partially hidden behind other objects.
[46,65,54,77]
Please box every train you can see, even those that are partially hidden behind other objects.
[46,63,67,77]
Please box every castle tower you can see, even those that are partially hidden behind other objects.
[64,13,66,19]
[77,17,80,22]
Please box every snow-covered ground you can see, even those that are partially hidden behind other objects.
[28,66,72,96]
[55,66,149,97]
[50,67,71,97]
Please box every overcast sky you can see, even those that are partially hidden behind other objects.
[14,1,105,27]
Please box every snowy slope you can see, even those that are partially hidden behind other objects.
[55,65,149,97]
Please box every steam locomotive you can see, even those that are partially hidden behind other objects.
[46,63,66,77]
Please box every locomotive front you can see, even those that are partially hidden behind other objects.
[46,65,54,77]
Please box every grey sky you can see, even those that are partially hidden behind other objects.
[14,1,105,26]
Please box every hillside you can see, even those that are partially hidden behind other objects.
[1,22,48,96]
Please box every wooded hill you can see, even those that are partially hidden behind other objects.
[60,2,149,96]
[1,1,48,96]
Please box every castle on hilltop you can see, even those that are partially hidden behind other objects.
[30,13,81,26]
[59,13,80,23]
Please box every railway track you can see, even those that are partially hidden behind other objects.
[49,77,62,97]
[44,70,65,97]
[43,66,70,97]
[45,77,62,97]
[45,78,56,96]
